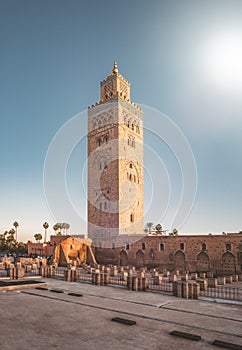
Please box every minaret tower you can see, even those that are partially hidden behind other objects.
[88,62,144,246]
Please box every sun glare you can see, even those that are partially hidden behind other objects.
[202,29,242,91]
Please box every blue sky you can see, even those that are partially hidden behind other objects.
[0,0,242,241]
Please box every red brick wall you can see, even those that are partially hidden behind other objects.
[94,234,242,275]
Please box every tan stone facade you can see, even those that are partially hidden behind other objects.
[94,233,242,276]
[88,62,144,245]
[54,237,96,267]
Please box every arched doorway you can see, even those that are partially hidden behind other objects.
[120,250,128,266]
[222,252,236,275]
[136,250,144,267]
[197,251,210,272]
[174,250,185,271]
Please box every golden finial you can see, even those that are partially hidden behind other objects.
[113,60,118,74]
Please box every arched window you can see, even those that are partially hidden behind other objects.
[180,243,185,250]
[129,163,132,168]
[131,124,134,130]
[202,243,207,251]
[112,242,115,249]
[129,174,132,181]
[97,138,101,146]
[130,214,134,223]
[104,135,108,144]
[226,243,231,251]
[125,243,130,250]
[133,175,136,183]
[142,242,145,250]
[160,243,164,251]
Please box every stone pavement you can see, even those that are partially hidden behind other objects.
[0,278,241,350]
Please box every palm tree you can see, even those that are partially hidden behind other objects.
[13,221,19,241]
[34,233,42,243]
[155,224,162,234]
[173,228,178,236]
[7,229,16,250]
[43,222,49,242]
[58,223,64,234]
[145,222,154,234]
[53,224,60,235]
[62,223,70,235]
[66,223,70,234]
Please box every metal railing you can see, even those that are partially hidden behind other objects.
[0,270,7,277]
[109,275,127,287]
[148,280,173,293]
[50,268,65,280]
[76,271,92,284]
[24,269,40,277]
[200,286,242,301]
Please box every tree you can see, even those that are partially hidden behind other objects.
[53,224,60,234]
[16,241,27,255]
[62,223,70,235]
[43,222,49,242]
[155,224,162,234]
[5,229,16,252]
[173,228,178,236]
[0,233,6,252]
[13,221,19,241]
[8,229,15,241]
[53,223,70,235]
[34,233,42,243]
[145,222,154,234]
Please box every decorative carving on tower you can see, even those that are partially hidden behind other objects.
[100,61,131,103]
[88,62,144,246]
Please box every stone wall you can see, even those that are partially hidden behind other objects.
[94,233,242,275]
[88,65,144,244]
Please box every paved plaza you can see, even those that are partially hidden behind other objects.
[0,278,242,350]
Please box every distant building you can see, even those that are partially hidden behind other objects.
[27,234,85,257]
